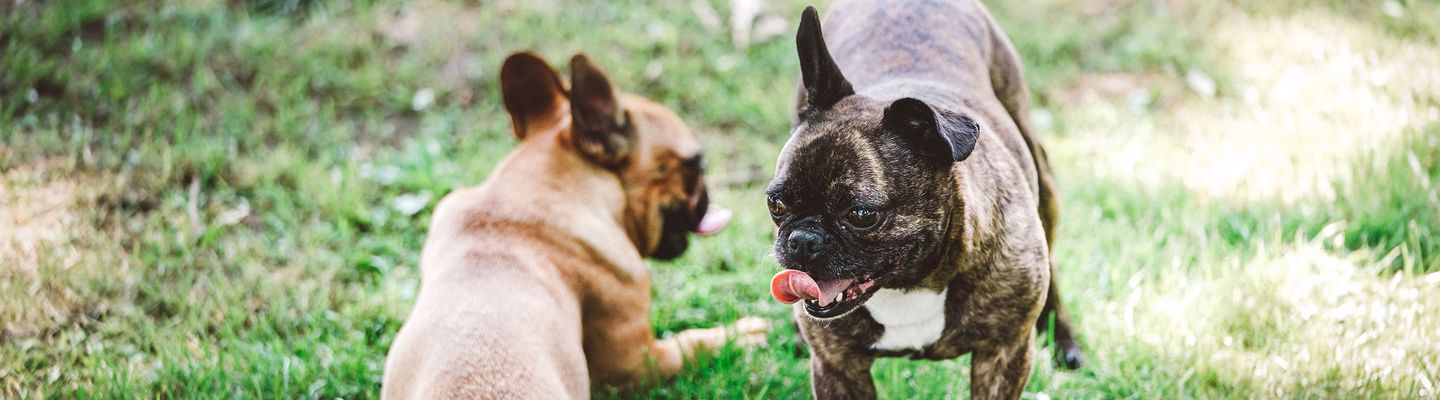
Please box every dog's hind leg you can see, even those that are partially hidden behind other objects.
[1039,259,1082,369]
[985,17,1083,370]
[1032,143,1082,369]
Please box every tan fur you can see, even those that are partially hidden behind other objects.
[381,54,766,399]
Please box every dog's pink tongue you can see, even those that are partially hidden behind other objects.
[694,205,731,236]
[770,270,853,308]
[771,270,818,304]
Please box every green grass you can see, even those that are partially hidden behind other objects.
[3,0,1439,398]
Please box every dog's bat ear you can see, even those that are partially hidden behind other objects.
[500,52,566,140]
[883,98,979,163]
[796,5,853,112]
[568,53,633,168]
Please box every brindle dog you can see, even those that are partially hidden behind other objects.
[765,1,1082,398]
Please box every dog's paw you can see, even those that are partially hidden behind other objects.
[1058,344,1084,370]
[728,316,771,348]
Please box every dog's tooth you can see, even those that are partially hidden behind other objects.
[836,292,845,302]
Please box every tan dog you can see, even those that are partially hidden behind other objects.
[381,52,767,399]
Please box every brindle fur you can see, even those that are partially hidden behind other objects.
[768,1,1082,398]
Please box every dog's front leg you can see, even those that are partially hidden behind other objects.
[970,336,1035,400]
[810,353,877,400]
[647,317,770,377]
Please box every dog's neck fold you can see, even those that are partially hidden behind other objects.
[483,125,650,281]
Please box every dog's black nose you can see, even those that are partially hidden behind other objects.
[786,230,827,261]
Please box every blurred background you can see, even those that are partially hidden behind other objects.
[2,0,1437,398]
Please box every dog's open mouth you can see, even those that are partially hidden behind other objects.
[770,269,884,319]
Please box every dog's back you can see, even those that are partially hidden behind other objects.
[382,186,591,399]
[823,0,995,97]
[818,0,1039,191]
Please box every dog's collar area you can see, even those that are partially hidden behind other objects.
[865,288,948,350]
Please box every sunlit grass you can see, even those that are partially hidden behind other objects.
[2,0,1438,398]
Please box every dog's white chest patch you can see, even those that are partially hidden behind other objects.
[864,288,948,351]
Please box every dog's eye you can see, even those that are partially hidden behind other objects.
[844,208,881,230]
[767,196,788,217]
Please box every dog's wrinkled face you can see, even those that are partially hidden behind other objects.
[499,53,729,260]
[767,96,966,319]
[767,7,980,319]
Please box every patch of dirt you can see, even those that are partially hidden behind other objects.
[374,0,485,106]
[1052,71,1186,112]
[0,158,91,276]
[0,158,118,341]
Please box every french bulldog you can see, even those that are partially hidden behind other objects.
[765,2,1083,398]
[382,52,768,399]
